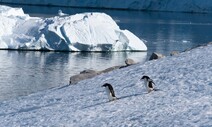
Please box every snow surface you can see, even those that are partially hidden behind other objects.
[0,5,147,51]
[1,0,212,13]
[0,44,211,126]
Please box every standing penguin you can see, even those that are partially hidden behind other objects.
[141,75,156,93]
[102,83,117,101]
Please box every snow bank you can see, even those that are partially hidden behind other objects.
[0,5,147,51]
[1,0,212,13]
[0,44,211,126]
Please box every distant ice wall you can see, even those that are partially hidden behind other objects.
[1,0,212,13]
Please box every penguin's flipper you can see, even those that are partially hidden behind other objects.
[148,81,155,89]
[111,89,116,97]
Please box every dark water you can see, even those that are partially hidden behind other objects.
[0,5,212,101]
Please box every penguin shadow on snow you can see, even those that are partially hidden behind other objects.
[117,93,144,100]
[81,100,112,110]
[57,84,70,90]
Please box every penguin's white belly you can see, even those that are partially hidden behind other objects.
[143,80,153,92]
[143,80,149,90]
[105,88,116,101]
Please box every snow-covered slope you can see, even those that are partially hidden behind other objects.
[0,5,147,51]
[1,0,212,13]
[0,44,211,126]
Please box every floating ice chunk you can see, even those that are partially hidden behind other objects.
[58,10,68,16]
[0,5,147,51]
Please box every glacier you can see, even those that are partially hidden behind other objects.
[1,0,212,13]
[0,5,147,51]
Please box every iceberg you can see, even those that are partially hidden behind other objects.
[0,5,147,51]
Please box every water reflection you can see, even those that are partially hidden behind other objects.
[0,50,146,100]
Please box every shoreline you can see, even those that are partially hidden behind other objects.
[69,42,212,84]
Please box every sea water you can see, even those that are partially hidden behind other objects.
[0,5,212,100]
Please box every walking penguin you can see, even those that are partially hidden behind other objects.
[102,83,117,101]
[141,75,156,93]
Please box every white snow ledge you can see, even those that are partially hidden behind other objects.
[0,5,147,52]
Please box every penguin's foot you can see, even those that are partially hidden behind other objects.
[109,97,118,102]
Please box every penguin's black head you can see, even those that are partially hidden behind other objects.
[102,83,111,87]
[141,75,150,80]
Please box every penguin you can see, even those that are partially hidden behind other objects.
[141,75,156,93]
[102,83,117,101]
